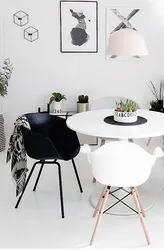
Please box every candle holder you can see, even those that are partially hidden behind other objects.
[37,104,50,113]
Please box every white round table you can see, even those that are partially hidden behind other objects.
[67,109,164,216]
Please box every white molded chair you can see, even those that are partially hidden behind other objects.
[90,96,140,111]
[90,96,140,182]
[81,141,163,246]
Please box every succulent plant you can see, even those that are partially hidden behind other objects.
[115,99,137,112]
[77,95,89,103]
[49,92,66,104]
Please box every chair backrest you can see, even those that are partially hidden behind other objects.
[23,113,80,160]
[25,113,55,137]
[21,126,59,160]
[82,141,160,187]
[90,96,140,110]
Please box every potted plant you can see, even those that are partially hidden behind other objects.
[49,92,66,113]
[147,80,164,111]
[114,99,137,123]
[0,58,13,151]
[77,95,89,113]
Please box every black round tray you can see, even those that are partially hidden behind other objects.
[104,116,147,126]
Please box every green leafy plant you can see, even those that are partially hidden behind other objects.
[77,95,89,103]
[147,80,164,101]
[49,92,66,104]
[115,99,137,112]
[0,58,13,97]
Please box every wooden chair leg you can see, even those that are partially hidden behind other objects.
[101,139,105,146]
[92,139,105,183]
[93,185,107,218]
[147,137,152,146]
[131,188,151,245]
[90,188,110,246]
[135,187,145,217]
[92,177,97,183]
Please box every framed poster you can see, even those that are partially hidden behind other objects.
[106,7,142,61]
[60,1,98,53]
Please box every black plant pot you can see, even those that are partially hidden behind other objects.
[150,99,163,111]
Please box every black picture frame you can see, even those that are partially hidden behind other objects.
[60,1,98,53]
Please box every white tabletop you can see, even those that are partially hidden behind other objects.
[66,109,164,139]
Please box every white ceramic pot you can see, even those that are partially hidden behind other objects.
[53,101,62,113]
[114,110,137,123]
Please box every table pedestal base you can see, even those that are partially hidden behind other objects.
[89,184,154,216]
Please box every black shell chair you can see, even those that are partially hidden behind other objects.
[15,113,83,218]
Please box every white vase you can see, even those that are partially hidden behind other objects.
[53,101,62,113]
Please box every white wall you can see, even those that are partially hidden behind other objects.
[1,0,164,137]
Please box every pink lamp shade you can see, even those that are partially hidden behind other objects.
[106,28,148,56]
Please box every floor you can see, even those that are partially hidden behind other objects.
[1,137,164,249]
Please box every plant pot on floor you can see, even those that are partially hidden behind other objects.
[53,101,62,113]
[77,103,89,113]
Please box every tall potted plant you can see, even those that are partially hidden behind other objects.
[0,58,13,151]
[49,92,66,113]
[77,95,89,113]
[147,80,164,111]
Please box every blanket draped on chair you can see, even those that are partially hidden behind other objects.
[6,115,30,196]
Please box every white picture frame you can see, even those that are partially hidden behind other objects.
[60,1,98,53]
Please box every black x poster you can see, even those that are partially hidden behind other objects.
[106,7,142,60]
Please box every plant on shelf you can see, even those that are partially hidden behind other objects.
[77,95,89,104]
[147,80,164,111]
[0,58,13,152]
[49,92,67,113]
[49,92,66,104]
[115,99,137,112]
[77,95,89,113]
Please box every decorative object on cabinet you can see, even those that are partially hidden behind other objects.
[106,7,148,60]
[147,80,164,112]
[49,92,66,113]
[13,10,29,27]
[60,1,98,53]
[0,58,13,152]
[38,103,50,114]
[24,26,39,42]
[77,95,89,113]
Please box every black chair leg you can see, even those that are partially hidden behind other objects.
[72,159,83,193]
[15,161,39,208]
[56,162,65,218]
[33,161,45,191]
